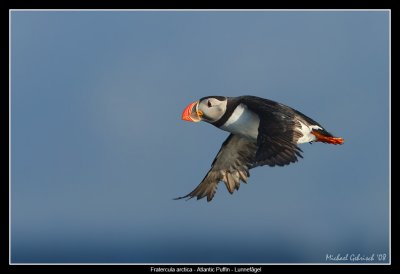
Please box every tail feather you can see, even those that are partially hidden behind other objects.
[311,130,344,145]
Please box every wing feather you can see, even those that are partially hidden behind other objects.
[238,96,305,167]
[174,134,257,202]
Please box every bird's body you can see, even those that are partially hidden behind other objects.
[176,95,343,202]
[219,103,260,141]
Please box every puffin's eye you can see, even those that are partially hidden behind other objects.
[207,100,212,108]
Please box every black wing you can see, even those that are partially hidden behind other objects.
[175,134,257,202]
[239,96,305,167]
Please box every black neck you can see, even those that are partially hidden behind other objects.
[211,97,241,128]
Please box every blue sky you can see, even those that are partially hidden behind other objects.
[11,10,389,263]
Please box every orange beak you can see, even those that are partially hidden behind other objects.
[182,101,202,122]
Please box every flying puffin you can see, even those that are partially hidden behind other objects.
[175,95,344,202]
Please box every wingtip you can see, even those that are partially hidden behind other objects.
[174,193,215,202]
[173,195,191,201]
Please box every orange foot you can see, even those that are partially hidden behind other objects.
[311,130,344,145]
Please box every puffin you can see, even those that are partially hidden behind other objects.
[175,95,343,202]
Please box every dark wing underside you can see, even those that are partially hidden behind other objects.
[238,96,305,167]
[174,134,257,202]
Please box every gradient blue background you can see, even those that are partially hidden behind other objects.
[11,10,390,263]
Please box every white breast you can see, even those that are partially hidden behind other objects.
[220,104,260,141]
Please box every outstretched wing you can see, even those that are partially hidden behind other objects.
[239,96,304,167]
[175,134,257,202]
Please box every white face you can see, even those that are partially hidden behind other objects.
[197,97,227,123]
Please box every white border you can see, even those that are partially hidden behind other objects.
[8,9,392,11]
[388,7,391,267]
[9,8,391,266]
[9,9,13,267]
